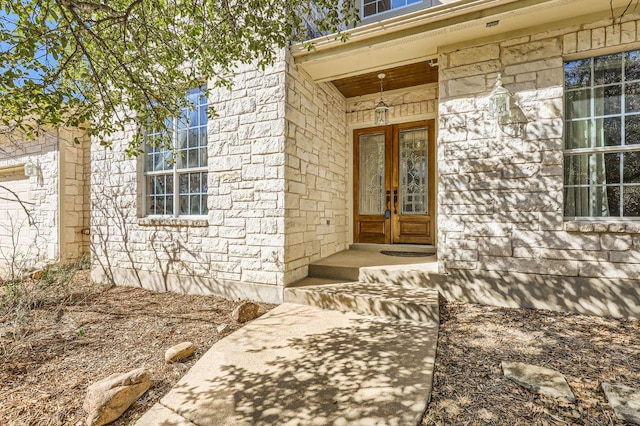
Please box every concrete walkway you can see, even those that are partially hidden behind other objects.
[136,302,438,425]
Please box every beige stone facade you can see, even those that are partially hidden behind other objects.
[0,129,89,277]
[89,7,640,316]
[438,14,640,281]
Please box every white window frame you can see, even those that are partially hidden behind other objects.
[143,88,208,218]
[564,50,640,220]
[360,0,424,19]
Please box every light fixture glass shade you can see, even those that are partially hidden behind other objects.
[374,100,389,125]
[488,75,513,119]
[24,161,38,177]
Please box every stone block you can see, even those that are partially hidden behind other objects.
[449,44,500,67]
[601,234,632,251]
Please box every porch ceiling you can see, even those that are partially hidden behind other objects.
[331,61,438,98]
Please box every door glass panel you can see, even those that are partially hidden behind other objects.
[359,133,386,215]
[399,128,428,214]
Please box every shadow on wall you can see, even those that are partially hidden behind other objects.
[154,305,436,425]
[90,159,252,299]
[0,178,49,279]
[361,266,640,319]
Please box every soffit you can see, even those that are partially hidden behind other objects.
[332,61,438,98]
[293,0,633,83]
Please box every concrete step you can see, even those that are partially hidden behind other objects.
[308,263,360,281]
[284,280,439,326]
[137,303,438,426]
[307,249,437,282]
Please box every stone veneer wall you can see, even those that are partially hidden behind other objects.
[346,84,438,126]
[59,129,91,262]
[436,14,640,316]
[91,52,289,302]
[283,52,349,284]
[0,128,88,276]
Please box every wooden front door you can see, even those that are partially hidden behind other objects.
[353,120,435,244]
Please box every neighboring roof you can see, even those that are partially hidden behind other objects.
[292,0,629,82]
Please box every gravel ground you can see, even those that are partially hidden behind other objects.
[0,270,275,425]
[2,269,638,426]
[422,301,640,426]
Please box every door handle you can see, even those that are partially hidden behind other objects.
[393,189,398,214]
[385,190,391,218]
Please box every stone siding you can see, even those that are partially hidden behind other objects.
[0,128,88,277]
[438,15,640,283]
[91,52,287,298]
[346,84,438,126]
[284,52,349,284]
[59,129,91,263]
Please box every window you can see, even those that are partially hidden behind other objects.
[564,50,640,218]
[362,0,422,18]
[144,87,208,216]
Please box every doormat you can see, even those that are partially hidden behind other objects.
[380,250,433,257]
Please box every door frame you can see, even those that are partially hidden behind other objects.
[352,119,436,245]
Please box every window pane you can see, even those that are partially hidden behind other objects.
[594,117,622,147]
[626,114,640,145]
[199,105,208,126]
[625,82,640,112]
[605,152,621,184]
[624,151,640,183]
[565,120,591,149]
[564,154,589,186]
[594,85,621,116]
[566,89,591,119]
[564,186,589,216]
[565,59,591,89]
[177,130,187,150]
[379,0,391,12]
[607,186,621,216]
[180,195,189,215]
[188,129,199,148]
[623,186,640,216]
[594,53,623,85]
[625,50,640,81]
[178,172,208,215]
[363,2,376,16]
[591,186,612,216]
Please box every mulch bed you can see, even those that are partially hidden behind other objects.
[2,270,639,425]
[0,270,275,425]
[422,301,640,425]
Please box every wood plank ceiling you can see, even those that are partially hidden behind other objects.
[331,61,438,98]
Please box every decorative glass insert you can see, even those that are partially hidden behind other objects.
[564,50,640,218]
[362,0,421,18]
[399,128,428,215]
[359,133,386,215]
[144,87,208,216]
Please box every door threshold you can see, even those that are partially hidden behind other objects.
[349,243,437,254]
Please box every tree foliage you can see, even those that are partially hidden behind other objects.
[0,0,358,154]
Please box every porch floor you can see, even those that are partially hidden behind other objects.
[302,248,439,282]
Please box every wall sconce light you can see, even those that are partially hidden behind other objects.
[374,73,389,126]
[488,74,514,120]
[24,161,39,177]
[488,74,528,137]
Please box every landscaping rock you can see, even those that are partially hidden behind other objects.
[231,301,259,323]
[602,383,640,424]
[83,368,151,426]
[165,342,196,363]
[501,361,575,402]
[217,323,232,334]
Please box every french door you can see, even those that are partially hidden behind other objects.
[353,120,435,244]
